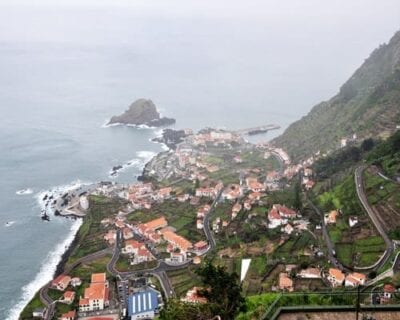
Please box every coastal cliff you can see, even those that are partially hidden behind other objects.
[273,31,400,162]
[108,99,176,127]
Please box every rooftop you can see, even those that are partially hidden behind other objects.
[128,289,159,316]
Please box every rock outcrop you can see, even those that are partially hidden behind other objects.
[108,99,175,127]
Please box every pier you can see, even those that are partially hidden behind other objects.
[235,124,280,135]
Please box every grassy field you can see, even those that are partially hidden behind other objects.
[69,255,112,280]
[115,256,158,272]
[333,236,385,267]
[272,233,317,264]
[364,171,400,207]
[318,175,385,267]
[318,175,362,216]
[167,266,202,298]
[19,292,45,320]
[363,170,400,236]
[68,195,126,262]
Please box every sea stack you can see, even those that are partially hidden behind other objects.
[107,99,176,127]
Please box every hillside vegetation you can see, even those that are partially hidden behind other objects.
[273,31,400,162]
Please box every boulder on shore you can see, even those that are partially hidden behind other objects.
[107,99,175,127]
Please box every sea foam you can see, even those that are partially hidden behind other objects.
[16,188,33,195]
[101,119,156,130]
[109,151,156,178]
[36,180,92,215]
[6,219,82,320]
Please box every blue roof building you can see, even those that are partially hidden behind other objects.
[127,289,159,319]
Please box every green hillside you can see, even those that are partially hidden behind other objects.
[273,31,400,162]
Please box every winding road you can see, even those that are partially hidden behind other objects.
[307,197,347,271]
[39,248,112,320]
[354,166,394,271]
[306,165,394,273]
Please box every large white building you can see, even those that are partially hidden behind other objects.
[128,289,160,319]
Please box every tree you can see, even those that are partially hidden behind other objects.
[293,181,302,211]
[195,261,246,320]
[361,138,375,152]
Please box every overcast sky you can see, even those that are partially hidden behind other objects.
[0,0,399,45]
[0,0,399,123]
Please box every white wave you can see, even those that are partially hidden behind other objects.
[109,158,142,178]
[101,119,121,128]
[16,188,33,195]
[161,144,170,151]
[4,220,16,227]
[154,129,164,137]
[135,124,154,129]
[36,180,92,215]
[101,119,156,130]
[6,219,82,320]
[109,152,156,178]
[136,150,156,161]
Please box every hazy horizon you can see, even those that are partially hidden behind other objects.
[0,0,399,122]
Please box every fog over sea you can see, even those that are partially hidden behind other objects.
[0,2,398,318]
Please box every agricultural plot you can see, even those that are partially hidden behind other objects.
[364,169,400,236]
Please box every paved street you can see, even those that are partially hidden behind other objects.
[354,166,393,271]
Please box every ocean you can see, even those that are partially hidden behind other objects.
[0,3,397,319]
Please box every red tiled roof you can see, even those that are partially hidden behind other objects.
[268,209,281,220]
[91,273,106,283]
[144,217,168,230]
[61,310,76,319]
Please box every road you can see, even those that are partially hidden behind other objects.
[39,247,112,320]
[307,197,347,271]
[354,166,394,271]
[105,228,192,299]
[202,189,223,252]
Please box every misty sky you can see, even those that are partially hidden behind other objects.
[0,0,399,122]
[1,0,398,45]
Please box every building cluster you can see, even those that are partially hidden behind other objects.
[276,265,322,292]
[127,182,173,210]
[191,130,242,147]
[326,268,366,288]
[40,273,110,319]
[267,204,307,235]
[276,265,372,292]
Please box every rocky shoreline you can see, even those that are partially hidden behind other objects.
[53,227,81,276]
[151,128,188,150]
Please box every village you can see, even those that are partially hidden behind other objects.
[27,128,400,320]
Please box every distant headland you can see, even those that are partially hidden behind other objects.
[107,99,176,127]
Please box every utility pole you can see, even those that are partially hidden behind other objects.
[356,286,361,320]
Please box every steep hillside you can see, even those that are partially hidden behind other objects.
[273,31,400,162]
